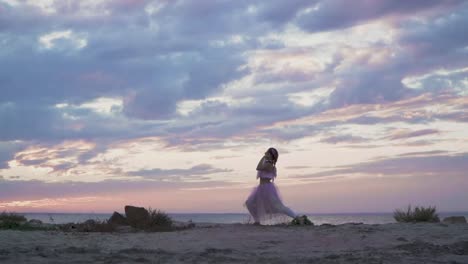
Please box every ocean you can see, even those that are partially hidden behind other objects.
[21,212,468,225]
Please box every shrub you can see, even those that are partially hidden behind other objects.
[0,211,26,222]
[0,212,27,229]
[394,205,440,223]
[291,215,313,226]
[146,208,173,231]
[0,212,52,230]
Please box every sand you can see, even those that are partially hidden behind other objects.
[1,222,468,263]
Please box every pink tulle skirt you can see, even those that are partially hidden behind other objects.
[245,181,296,224]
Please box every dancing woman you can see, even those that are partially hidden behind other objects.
[245,148,310,225]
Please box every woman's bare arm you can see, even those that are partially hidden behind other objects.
[256,156,275,172]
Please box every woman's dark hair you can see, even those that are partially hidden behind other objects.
[267,147,279,164]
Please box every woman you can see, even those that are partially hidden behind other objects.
[245,147,310,225]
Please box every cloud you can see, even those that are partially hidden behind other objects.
[0,0,467,214]
[385,129,440,140]
[296,0,464,33]
[0,141,26,168]
[13,140,97,173]
[399,4,468,57]
[38,30,87,50]
[0,0,466,148]
[126,164,233,180]
[397,150,450,157]
[255,0,315,26]
[0,178,236,202]
[267,92,467,141]
[0,0,259,125]
[319,134,367,144]
[295,152,468,179]
[0,196,101,209]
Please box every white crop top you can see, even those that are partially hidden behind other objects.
[257,169,277,179]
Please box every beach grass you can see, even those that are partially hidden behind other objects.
[0,211,26,229]
[0,211,54,231]
[145,208,174,232]
[394,205,440,223]
[0,211,26,223]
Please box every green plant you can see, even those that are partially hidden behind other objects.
[291,215,313,226]
[394,205,440,223]
[0,212,54,230]
[0,211,27,229]
[147,208,173,229]
[0,211,26,222]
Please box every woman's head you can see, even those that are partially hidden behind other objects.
[265,147,279,164]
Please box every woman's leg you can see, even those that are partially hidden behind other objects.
[245,195,260,223]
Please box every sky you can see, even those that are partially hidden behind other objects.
[0,0,467,214]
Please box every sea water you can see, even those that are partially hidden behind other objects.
[21,212,468,225]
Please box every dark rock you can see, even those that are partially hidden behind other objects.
[109,211,128,226]
[443,216,467,224]
[28,219,43,225]
[60,223,77,231]
[83,219,96,225]
[78,219,96,232]
[188,220,196,228]
[27,219,48,229]
[125,205,150,228]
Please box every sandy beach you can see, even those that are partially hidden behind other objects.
[1,222,467,263]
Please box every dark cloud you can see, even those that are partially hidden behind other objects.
[436,111,468,123]
[296,0,463,33]
[164,93,319,145]
[0,141,27,169]
[399,4,468,57]
[255,0,315,26]
[328,69,412,108]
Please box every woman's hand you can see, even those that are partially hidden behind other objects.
[256,156,276,172]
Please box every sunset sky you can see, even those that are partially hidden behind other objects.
[1,0,467,214]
